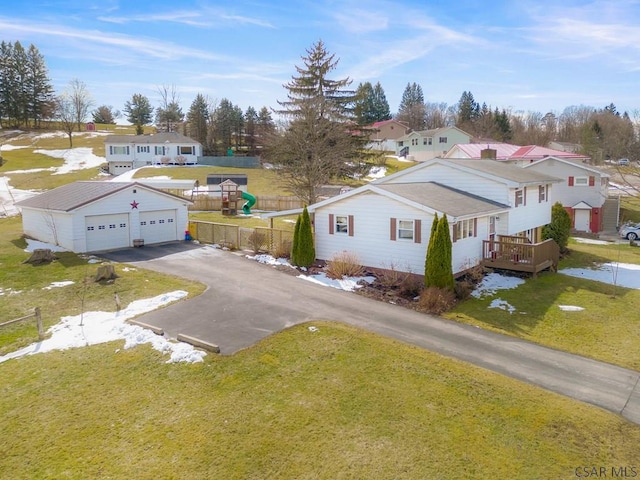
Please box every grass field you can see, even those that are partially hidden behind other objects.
[447,238,640,370]
[1,322,639,479]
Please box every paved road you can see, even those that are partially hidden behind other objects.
[102,242,640,425]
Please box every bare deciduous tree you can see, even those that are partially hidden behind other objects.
[69,78,94,132]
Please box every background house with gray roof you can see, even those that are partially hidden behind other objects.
[105,132,202,175]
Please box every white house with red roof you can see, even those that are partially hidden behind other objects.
[444,143,589,164]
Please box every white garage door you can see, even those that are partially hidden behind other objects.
[86,213,130,252]
[140,209,178,245]
[110,163,133,175]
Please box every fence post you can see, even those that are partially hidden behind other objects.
[35,307,43,340]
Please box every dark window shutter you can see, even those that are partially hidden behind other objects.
[348,215,354,237]
[523,186,527,206]
[568,176,574,186]
[390,218,396,241]
[329,214,334,235]
[589,176,595,186]
[473,218,478,237]
[414,219,421,243]
[452,223,458,243]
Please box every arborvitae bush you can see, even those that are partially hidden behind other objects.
[290,214,302,265]
[424,214,454,291]
[542,202,572,253]
[292,206,315,267]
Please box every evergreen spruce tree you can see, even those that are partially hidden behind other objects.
[542,202,572,253]
[396,82,425,131]
[124,93,153,135]
[186,93,209,147]
[264,40,363,205]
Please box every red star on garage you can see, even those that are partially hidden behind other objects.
[130,200,139,209]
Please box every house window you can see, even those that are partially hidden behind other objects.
[87,226,94,231]
[329,214,354,236]
[335,215,348,234]
[110,146,129,155]
[439,137,448,144]
[574,176,588,186]
[424,137,432,145]
[140,221,147,226]
[168,218,174,223]
[179,146,195,155]
[398,141,404,147]
[154,146,165,155]
[119,223,126,228]
[455,219,476,240]
[398,220,414,240]
[515,189,524,207]
[538,184,547,203]
[109,224,116,229]
[137,145,150,153]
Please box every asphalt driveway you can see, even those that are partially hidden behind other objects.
[101,242,640,425]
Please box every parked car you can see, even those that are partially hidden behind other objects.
[619,222,640,240]
[618,158,630,166]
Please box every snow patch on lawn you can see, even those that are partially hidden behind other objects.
[0,291,206,364]
[488,298,516,314]
[471,273,525,298]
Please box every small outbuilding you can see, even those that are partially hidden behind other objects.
[15,181,192,253]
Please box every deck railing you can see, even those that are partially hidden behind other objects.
[482,238,559,276]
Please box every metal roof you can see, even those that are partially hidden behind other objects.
[15,181,191,212]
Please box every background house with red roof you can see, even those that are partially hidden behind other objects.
[365,119,410,151]
[444,143,590,164]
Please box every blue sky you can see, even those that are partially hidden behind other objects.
[2,0,639,121]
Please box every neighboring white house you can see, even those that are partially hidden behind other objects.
[15,181,192,253]
[268,158,561,276]
[105,132,203,175]
[523,156,610,233]
[395,126,471,162]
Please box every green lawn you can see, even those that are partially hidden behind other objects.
[447,239,640,370]
[0,216,205,356]
[1,321,638,479]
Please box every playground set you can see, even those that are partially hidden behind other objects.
[220,179,256,215]
[206,173,256,216]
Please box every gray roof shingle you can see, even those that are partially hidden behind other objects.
[376,182,509,218]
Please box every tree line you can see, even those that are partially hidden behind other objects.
[2,38,639,169]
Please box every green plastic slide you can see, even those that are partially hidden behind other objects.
[241,191,256,214]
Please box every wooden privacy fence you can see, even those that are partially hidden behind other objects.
[190,195,303,212]
[189,221,294,255]
[0,307,44,339]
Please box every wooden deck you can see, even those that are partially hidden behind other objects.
[481,237,560,276]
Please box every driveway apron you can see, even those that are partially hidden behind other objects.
[101,243,640,424]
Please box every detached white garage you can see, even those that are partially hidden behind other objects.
[15,181,192,253]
